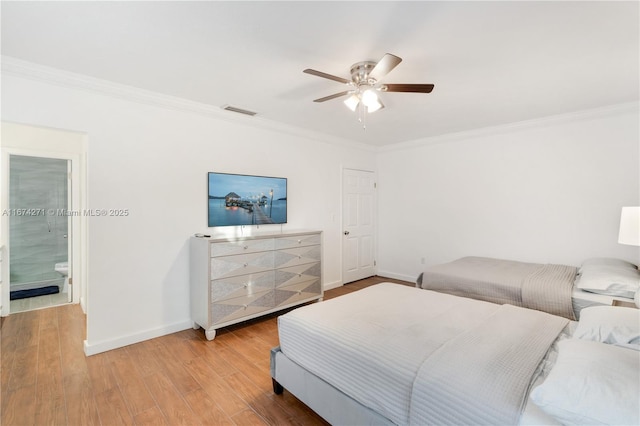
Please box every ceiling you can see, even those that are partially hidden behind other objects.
[1,1,638,147]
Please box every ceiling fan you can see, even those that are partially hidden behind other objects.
[304,53,434,125]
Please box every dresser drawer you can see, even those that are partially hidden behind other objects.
[274,233,321,249]
[211,271,275,302]
[273,245,321,269]
[275,262,321,288]
[210,238,274,257]
[211,251,274,279]
[274,279,322,307]
[211,290,275,325]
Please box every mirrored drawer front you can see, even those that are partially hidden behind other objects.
[210,238,274,257]
[211,290,275,325]
[211,251,274,280]
[273,245,321,269]
[274,279,322,307]
[275,262,321,288]
[211,271,275,302]
[274,233,321,250]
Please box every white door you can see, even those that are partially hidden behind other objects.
[342,169,376,284]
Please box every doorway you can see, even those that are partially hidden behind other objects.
[0,122,87,317]
[8,155,71,313]
[342,168,376,284]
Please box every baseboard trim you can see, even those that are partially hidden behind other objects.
[323,280,342,291]
[82,277,391,355]
[83,319,192,356]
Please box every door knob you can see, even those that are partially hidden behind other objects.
[344,231,350,235]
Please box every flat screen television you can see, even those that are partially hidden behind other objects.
[208,172,287,227]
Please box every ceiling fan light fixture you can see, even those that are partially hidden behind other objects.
[367,99,383,113]
[361,88,379,108]
[304,53,434,127]
[303,53,433,129]
[344,94,360,112]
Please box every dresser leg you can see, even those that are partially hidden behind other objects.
[205,329,217,340]
[272,378,284,395]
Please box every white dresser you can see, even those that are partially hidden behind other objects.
[190,230,323,340]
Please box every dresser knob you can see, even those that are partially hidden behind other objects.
[298,273,302,277]
[297,239,301,244]
[298,255,302,259]
[243,263,248,267]
[242,304,248,310]
[243,246,248,250]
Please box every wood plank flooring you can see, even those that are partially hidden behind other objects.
[1,276,412,426]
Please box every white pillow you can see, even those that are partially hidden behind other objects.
[574,306,640,349]
[579,257,638,274]
[530,339,640,425]
[576,265,640,298]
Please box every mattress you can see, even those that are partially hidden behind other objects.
[278,282,570,425]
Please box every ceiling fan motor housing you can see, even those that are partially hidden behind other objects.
[350,61,377,85]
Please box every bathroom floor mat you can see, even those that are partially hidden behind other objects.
[10,285,60,300]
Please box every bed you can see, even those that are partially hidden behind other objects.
[271,283,639,425]
[417,256,640,320]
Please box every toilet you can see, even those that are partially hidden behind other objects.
[55,261,69,295]
[54,261,69,277]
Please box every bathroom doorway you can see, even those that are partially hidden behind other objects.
[8,155,71,313]
[1,122,87,318]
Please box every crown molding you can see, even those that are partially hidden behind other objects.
[380,101,640,153]
[1,56,376,153]
[4,56,633,156]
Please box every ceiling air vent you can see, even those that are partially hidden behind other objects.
[221,105,257,116]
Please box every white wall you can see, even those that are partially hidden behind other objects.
[377,104,640,282]
[4,62,639,354]
[1,70,376,354]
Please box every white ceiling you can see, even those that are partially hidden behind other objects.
[2,1,638,147]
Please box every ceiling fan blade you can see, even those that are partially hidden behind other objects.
[368,53,402,81]
[313,91,351,102]
[383,84,434,93]
[303,69,351,85]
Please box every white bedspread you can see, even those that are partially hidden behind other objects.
[278,283,568,425]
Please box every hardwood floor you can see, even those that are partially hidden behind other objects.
[1,276,412,426]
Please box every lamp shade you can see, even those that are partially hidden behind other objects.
[618,206,640,246]
[361,89,379,107]
[343,95,360,112]
[367,99,383,113]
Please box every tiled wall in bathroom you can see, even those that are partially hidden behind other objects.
[9,155,68,285]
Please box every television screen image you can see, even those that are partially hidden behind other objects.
[208,172,287,227]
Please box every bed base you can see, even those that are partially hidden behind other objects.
[270,347,394,425]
